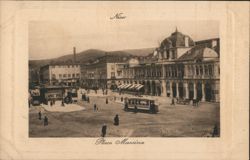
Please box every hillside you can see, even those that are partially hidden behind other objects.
[121,48,155,57]
[29,47,155,71]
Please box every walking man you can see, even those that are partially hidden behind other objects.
[38,111,42,120]
[212,124,219,137]
[171,98,175,105]
[134,105,138,113]
[87,97,90,103]
[61,99,65,106]
[114,114,119,126]
[124,102,128,111]
[94,104,97,111]
[101,124,107,137]
[44,116,48,126]
[106,98,108,104]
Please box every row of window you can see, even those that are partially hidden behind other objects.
[135,71,162,77]
[166,70,184,78]
[52,73,80,79]
[51,65,79,69]
[158,50,176,60]
[187,65,215,76]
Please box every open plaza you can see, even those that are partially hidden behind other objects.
[29,90,219,137]
[29,29,220,137]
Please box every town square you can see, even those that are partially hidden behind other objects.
[29,23,220,137]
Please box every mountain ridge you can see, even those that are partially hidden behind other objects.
[29,47,155,70]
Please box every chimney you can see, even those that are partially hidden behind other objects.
[73,47,76,63]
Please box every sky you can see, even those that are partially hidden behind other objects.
[29,5,219,60]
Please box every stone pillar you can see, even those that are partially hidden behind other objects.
[170,81,173,98]
[184,65,188,78]
[176,82,179,98]
[161,81,167,97]
[214,80,220,102]
[144,82,148,95]
[214,63,219,78]
[162,65,166,78]
[184,82,189,99]
[150,81,153,96]
[202,65,205,78]
[202,82,206,101]
[193,82,197,100]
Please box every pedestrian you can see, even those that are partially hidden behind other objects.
[121,97,123,102]
[38,111,42,120]
[94,104,97,111]
[106,98,108,104]
[171,98,175,105]
[212,124,219,137]
[61,100,64,106]
[150,103,155,113]
[124,102,128,111]
[50,100,53,106]
[101,124,107,137]
[134,105,138,113]
[44,116,48,126]
[45,98,48,105]
[114,114,119,126]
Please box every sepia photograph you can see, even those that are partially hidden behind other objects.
[28,20,220,137]
[1,1,249,160]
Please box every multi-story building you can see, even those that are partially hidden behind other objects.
[29,64,40,88]
[119,29,220,102]
[40,63,81,86]
[80,53,130,89]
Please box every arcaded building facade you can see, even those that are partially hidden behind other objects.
[119,29,220,102]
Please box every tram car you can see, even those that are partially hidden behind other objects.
[30,88,42,106]
[124,97,159,114]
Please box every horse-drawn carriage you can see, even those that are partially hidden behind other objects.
[177,98,190,105]
[176,98,200,106]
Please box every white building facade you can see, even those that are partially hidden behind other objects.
[118,29,220,102]
[40,63,81,86]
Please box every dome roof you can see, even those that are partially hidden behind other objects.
[160,29,195,49]
[177,45,219,61]
[128,58,140,67]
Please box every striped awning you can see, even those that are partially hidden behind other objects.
[118,84,126,89]
[123,84,132,89]
[133,84,141,89]
[136,84,144,90]
[120,84,129,89]
[128,84,137,89]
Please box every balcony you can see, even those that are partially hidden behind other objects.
[184,74,217,79]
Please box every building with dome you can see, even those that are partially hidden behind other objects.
[118,28,220,102]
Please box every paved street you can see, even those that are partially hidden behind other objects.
[29,93,220,137]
